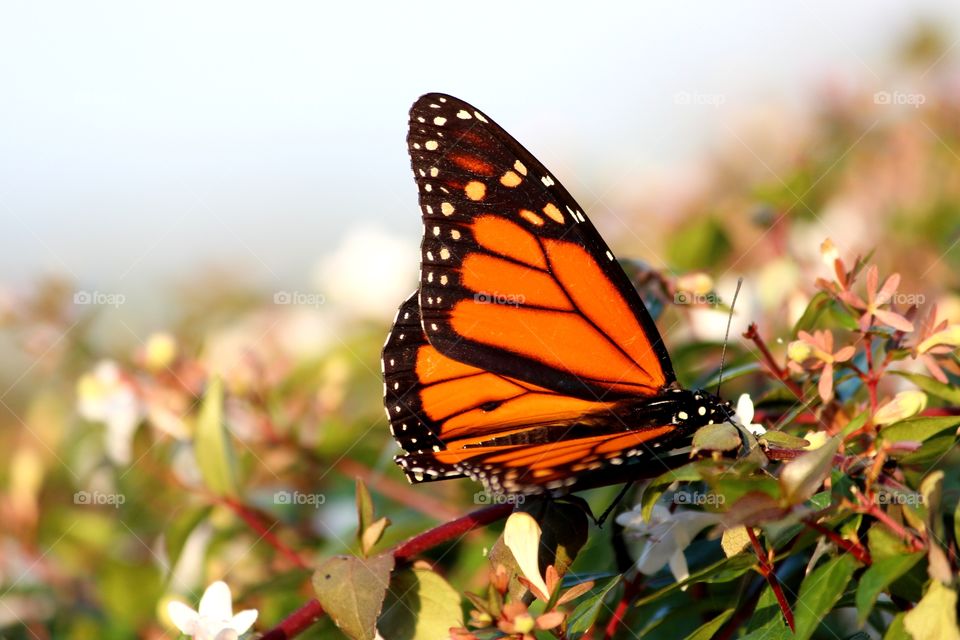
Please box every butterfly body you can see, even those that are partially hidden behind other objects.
[382,93,730,495]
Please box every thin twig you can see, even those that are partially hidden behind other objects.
[802,519,871,565]
[747,527,795,631]
[222,496,310,569]
[743,323,804,397]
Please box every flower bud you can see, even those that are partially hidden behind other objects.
[144,332,178,371]
[918,325,960,354]
[676,272,714,297]
[787,340,812,363]
[874,390,928,426]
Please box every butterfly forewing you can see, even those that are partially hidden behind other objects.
[407,93,675,401]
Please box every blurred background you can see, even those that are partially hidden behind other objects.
[2,1,960,637]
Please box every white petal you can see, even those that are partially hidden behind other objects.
[669,549,691,584]
[214,630,239,640]
[747,424,767,436]
[199,581,234,619]
[168,601,200,633]
[503,512,550,597]
[635,534,678,575]
[735,393,754,425]
[230,609,258,634]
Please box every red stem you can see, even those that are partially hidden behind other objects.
[260,600,326,640]
[393,503,514,561]
[856,494,925,552]
[802,519,871,565]
[599,576,641,640]
[222,497,309,569]
[747,528,795,632]
[743,323,804,398]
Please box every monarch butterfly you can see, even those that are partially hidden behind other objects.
[382,93,730,495]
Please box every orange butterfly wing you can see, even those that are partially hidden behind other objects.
[383,94,727,494]
[408,93,675,401]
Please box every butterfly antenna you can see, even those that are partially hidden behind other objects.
[596,481,635,528]
[716,278,744,397]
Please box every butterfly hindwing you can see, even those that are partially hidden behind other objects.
[397,423,684,494]
[408,93,675,402]
[383,291,624,483]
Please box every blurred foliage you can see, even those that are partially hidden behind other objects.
[2,26,960,640]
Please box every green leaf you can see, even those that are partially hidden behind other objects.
[357,479,374,534]
[903,580,960,640]
[868,524,914,562]
[883,612,910,640]
[666,215,731,271]
[793,291,858,333]
[743,584,792,637]
[792,554,858,640]
[720,492,786,528]
[164,505,212,570]
[361,517,391,557]
[691,422,741,454]
[879,415,960,445]
[641,463,704,521]
[840,409,869,437]
[855,552,924,625]
[378,567,462,640]
[758,431,810,449]
[779,436,840,505]
[313,553,396,640]
[633,553,756,608]
[682,609,734,640]
[566,577,621,640]
[193,378,237,496]
[892,370,960,403]
[901,433,957,466]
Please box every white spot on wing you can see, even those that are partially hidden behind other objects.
[541,175,555,187]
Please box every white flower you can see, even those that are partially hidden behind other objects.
[167,581,257,640]
[731,393,766,436]
[503,512,550,598]
[76,360,144,465]
[616,503,721,584]
[313,226,418,321]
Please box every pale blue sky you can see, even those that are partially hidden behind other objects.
[2,1,958,292]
